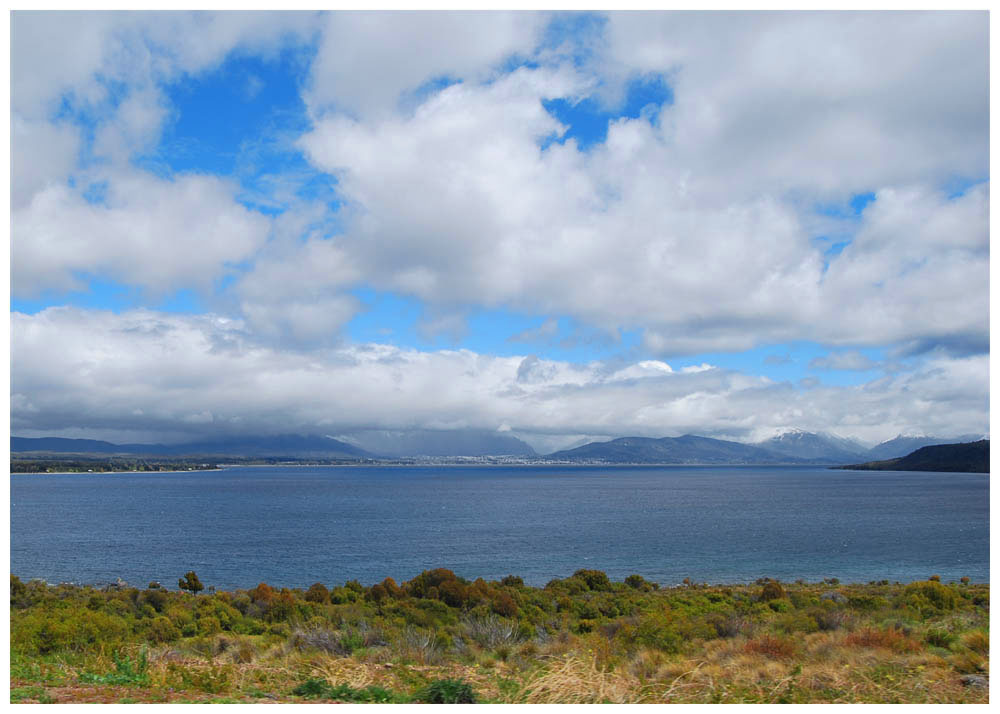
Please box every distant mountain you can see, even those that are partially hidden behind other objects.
[836,440,989,473]
[335,429,537,457]
[11,434,373,459]
[865,434,984,461]
[11,437,135,454]
[547,434,813,464]
[755,430,868,464]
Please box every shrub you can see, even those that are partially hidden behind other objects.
[304,583,329,603]
[178,571,204,595]
[961,629,988,655]
[291,678,403,703]
[419,678,477,704]
[367,583,389,603]
[759,580,786,602]
[491,592,518,617]
[924,628,956,649]
[13,607,129,655]
[248,583,276,603]
[811,607,852,632]
[775,610,818,634]
[501,575,524,588]
[572,569,612,592]
[462,613,522,649]
[79,648,150,686]
[11,575,27,601]
[289,623,384,655]
[845,627,921,653]
[744,634,796,659]
[140,588,168,613]
[198,616,222,635]
[900,581,959,615]
[632,613,683,653]
[381,577,404,599]
[407,569,461,599]
[625,574,647,590]
[292,678,333,699]
[148,616,180,643]
[847,594,887,611]
[437,579,470,608]
[706,612,749,639]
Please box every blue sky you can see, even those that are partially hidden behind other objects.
[10,11,989,447]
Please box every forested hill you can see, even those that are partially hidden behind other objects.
[834,440,989,473]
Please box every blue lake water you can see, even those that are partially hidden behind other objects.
[9,465,989,590]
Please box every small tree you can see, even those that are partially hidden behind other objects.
[178,571,204,595]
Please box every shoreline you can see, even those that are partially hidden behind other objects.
[10,573,990,592]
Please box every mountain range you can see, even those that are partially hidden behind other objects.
[9,434,372,460]
[547,434,815,464]
[546,431,985,465]
[9,429,986,464]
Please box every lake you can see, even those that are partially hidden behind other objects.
[9,465,989,590]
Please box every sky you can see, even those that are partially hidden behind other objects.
[8,10,990,452]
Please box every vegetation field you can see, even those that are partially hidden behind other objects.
[10,570,989,703]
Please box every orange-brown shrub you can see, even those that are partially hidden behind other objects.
[744,634,797,659]
[845,627,922,653]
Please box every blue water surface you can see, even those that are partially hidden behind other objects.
[9,465,989,589]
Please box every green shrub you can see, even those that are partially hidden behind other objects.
[419,678,477,704]
[705,612,748,638]
[198,616,222,635]
[178,571,204,595]
[775,610,818,634]
[79,648,149,686]
[900,581,959,615]
[140,588,168,612]
[148,616,180,643]
[13,607,129,655]
[924,628,956,649]
[292,678,333,699]
[572,569,612,592]
[625,574,648,590]
[632,613,683,653]
[292,678,404,703]
[11,575,27,602]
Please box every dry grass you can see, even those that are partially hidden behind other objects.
[514,655,646,703]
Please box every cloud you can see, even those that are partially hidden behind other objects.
[809,351,878,371]
[11,11,316,119]
[10,10,316,299]
[293,14,987,356]
[603,11,987,198]
[13,170,271,297]
[11,308,988,447]
[509,318,560,343]
[299,65,828,354]
[306,11,547,119]
[7,9,990,455]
